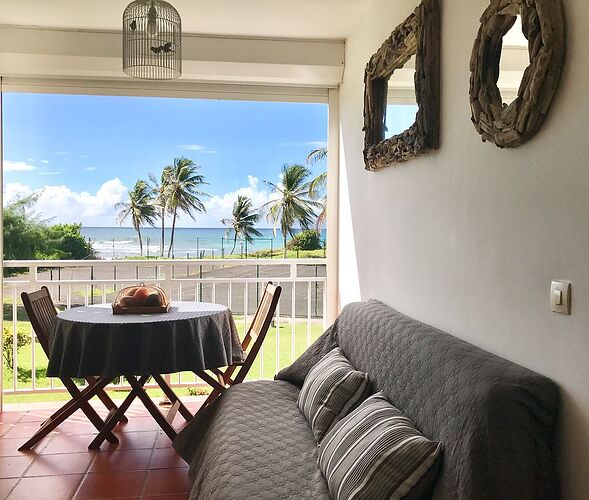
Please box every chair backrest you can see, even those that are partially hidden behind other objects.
[21,286,58,356]
[231,282,281,384]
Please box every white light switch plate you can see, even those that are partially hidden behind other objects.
[550,280,571,315]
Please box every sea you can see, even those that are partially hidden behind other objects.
[81,227,327,260]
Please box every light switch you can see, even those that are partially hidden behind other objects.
[550,280,571,315]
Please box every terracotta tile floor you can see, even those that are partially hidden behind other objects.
[0,397,203,499]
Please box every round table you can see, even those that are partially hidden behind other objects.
[47,301,244,378]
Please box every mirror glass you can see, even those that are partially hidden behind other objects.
[385,54,418,138]
[497,16,529,105]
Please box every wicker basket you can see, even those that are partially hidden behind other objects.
[112,283,170,315]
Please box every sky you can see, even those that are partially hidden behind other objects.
[2,93,328,228]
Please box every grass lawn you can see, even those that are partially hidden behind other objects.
[124,248,326,260]
[2,314,324,404]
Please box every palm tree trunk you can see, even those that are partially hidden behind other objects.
[167,209,177,258]
[230,233,238,255]
[160,207,165,257]
[137,226,143,257]
[283,234,287,258]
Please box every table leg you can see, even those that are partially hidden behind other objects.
[88,375,149,450]
[126,375,178,441]
[153,374,193,422]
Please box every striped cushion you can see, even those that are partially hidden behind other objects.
[318,392,442,500]
[297,347,371,442]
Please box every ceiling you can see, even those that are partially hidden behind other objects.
[0,0,374,39]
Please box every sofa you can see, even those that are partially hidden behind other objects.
[173,299,560,500]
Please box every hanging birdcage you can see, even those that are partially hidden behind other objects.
[123,0,182,80]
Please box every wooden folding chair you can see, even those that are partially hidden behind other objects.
[19,286,126,450]
[194,282,282,409]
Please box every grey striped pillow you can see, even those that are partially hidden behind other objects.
[318,392,442,500]
[297,347,371,442]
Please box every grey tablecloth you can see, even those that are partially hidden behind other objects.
[47,302,244,378]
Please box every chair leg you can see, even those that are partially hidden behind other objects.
[86,376,128,423]
[88,375,149,450]
[153,374,193,422]
[19,378,114,451]
[60,379,118,444]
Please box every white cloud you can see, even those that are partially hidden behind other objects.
[179,175,277,228]
[40,160,49,164]
[3,178,128,226]
[38,171,62,176]
[55,151,70,156]
[86,167,98,171]
[4,161,37,172]
[180,144,217,154]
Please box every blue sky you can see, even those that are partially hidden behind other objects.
[2,93,328,227]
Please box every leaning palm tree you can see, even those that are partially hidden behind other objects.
[163,157,209,257]
[221,195,263,255]
[306,149,328,231]
[262,164,322,257]
[115,180,158,257]
[149,166,172,257]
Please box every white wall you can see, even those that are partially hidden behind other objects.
[338,1,589,499]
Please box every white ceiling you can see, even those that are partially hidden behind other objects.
[0,0,374,39]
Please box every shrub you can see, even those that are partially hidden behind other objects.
[3,326,32,371]
[287,230,322,251]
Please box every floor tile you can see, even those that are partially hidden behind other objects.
[2,422,57,439]
[89,449,152,473]
[75,470,146,499]
[154,432,174,449]
[145,494,190,500]
[106,431,157,451]
[114,416,159,432]
[0,478,19,498]
[149,448,188,469]
[0,455,35,478]
[41,434,98,455]
[25,452,94,477]
[0,413,22,424]
[7,474,83,500]
[19,411,53,423]
[0,436,48,456]
[144,468,192,496]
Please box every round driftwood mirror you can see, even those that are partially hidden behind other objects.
[363,0,440,171]
[469,0,565,148]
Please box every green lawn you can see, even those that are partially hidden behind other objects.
[2,314,324,404]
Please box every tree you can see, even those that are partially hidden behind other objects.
[149,167,172,257]
[262,164,322,257]
[115,180,157,256]
[3,195,95,271]
[221,195,263,255]
[306,148,328,231]
[163,157,209,257]
[306,147,327,165]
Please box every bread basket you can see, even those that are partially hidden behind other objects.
[112,283,170,314]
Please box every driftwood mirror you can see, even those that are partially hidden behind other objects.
[469,0,565,148]
[363,0,440,171]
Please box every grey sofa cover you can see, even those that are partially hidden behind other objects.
[174,299,559,500]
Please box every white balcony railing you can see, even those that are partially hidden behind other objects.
[1,258,327,397]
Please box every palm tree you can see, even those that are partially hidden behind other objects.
[149,167,172,257]
[115,180,157,256]
[306,147,327,165]
[306,148,328,231]
[163,157,209,257]
[221,195,263,255]
[262,164,322,257]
